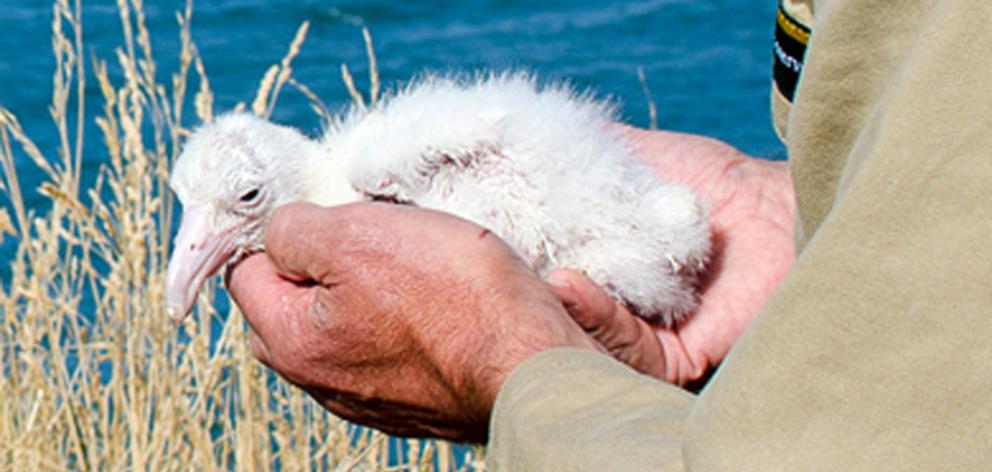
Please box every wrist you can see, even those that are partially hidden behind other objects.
[450,287,605,430]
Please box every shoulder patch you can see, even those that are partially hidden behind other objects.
[773,2,811,102]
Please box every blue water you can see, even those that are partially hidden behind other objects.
[0,1,785,331]
[0,0,784,283]
[0,1,782,188]
[0,0,783,273]
[0,4,784,310]
[0,0,783,463]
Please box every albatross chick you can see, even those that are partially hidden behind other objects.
[165,73,711,327]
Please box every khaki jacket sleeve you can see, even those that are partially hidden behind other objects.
[489,1,991,470]
[486,349,692,471]
[685,1,992,469]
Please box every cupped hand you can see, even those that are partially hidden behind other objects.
[228,201,602,442]
[549,128,797,386]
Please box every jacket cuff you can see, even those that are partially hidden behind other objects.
[487,348,694,471]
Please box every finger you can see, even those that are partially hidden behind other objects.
[227,252,311,343]
[546,269,618,331]
[264,201,340,283]
[265,201,440,283]
[268,201,524,287]
[546,268,668,380]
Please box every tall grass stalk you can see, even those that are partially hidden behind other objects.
[0,1,483,469]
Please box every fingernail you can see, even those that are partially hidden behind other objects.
[547,276,583,312]
[546,274,569,290]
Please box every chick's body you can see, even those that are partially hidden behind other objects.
[166,73,711,327]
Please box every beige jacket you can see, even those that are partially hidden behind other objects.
[487,0,992,469]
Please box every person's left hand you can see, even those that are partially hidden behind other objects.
[227,201,604,442]
[546,128,797,386]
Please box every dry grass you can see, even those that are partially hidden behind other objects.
[0,1,482,469]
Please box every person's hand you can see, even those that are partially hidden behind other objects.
[228,201,603,442]
[548,128,796,386]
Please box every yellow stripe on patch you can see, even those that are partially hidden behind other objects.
[777,9,810,45]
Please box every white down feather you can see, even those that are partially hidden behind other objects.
[169,72,711,326]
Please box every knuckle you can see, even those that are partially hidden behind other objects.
[335,202,385,239]
[266,202,312,248]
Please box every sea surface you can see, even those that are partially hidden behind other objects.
[1,0,782,463]
[0,0,782,298]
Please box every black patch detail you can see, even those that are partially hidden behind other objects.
[773,2,811,102]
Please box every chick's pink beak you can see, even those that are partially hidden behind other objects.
[165,205,236,321]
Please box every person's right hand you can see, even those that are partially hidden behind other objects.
[228,202,604,442]
[548,128,797,386]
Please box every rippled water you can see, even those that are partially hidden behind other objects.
[0,0,782,289]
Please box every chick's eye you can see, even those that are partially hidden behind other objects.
[239,188,261,203]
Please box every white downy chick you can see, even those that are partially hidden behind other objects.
[165,73,711,327]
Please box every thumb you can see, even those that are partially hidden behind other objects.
[546,268,668,380]
[264,201,347,284]
[227,252,311,350]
